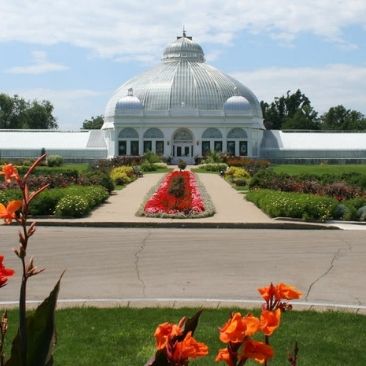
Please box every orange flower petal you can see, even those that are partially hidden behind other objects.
[242,339,273,364]
[275,283,302,301]
[260,309,281,336]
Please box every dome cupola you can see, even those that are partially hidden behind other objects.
[115,88,143,115]
[224,95,252,115]
[162,31,205,63]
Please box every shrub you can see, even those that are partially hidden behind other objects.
[54,195,90,218]
[110,166,136,185]
[83,171,115,193]
[232,177,247,186]
[225,166,250,179]
[29,189,65,215]
[357,206,366,221]
[223,156,270,175]
[178,159,187,171]
[140,161,157,172]
[47,155,63,167]
[143,151,161,164]
[202,151,224,164]
[246,189,337,221]
[199,163,228,172]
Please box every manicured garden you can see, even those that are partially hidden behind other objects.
[193,152,366,222]
[0,152,172,218]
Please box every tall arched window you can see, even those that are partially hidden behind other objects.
[227,128,248,156]
[201,128,223,155]
[143,128,165,155]
[118,128,139,156]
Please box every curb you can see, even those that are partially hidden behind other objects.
[26,221,340,230]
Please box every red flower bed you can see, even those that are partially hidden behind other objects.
[144,171,205,215]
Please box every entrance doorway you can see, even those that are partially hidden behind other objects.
[172,128,194,164]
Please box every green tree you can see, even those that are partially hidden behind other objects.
[320,105,366,130]
[82,115,104,129]
[261,89,318,130]
[0,93,57,129]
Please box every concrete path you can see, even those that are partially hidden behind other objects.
[37,172,274,224]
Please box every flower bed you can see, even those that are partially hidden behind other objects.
[137,171,215,218]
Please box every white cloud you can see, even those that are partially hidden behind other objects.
[4,88,108,129]
[6,51,68,75]
[0,0,365,60]
[231,64,366,115]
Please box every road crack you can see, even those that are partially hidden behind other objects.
[305,242,350,301]
[134,231,151,297]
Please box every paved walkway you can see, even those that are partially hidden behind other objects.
[84,172,273,223]
[34,170,365,229]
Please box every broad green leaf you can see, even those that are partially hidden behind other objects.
[6,275,62,366]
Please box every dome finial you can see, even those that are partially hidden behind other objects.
[183,25,186,38]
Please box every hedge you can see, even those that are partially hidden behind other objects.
[246,189,338,221]
[0,185,109,217]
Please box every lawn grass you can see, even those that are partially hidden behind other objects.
[3,307,365,365]
[272,164,366,176]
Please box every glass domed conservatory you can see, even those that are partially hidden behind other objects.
[102,32,264,163]
[1,32,365,163]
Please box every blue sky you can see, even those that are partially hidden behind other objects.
[1,0,365,130]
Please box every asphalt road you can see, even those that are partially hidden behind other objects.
[0,227,365,311]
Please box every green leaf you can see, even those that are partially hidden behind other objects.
[6,275,62,366]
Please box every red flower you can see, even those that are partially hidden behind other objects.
[144,171,204,215]
[0,164,19,183]
[0,256,15,288]
[0,200,23,224]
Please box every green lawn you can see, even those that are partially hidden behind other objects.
[272,164,366,176]
[3,308,365,365]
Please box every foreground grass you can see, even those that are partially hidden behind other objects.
[273,164,366,176]
[4,307,366,365]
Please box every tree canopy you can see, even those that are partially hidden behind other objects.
[320,105,366,130]
[0,93,58,129]
[261,90,366,131]
[82,115,104,129]
[261,89,319,130]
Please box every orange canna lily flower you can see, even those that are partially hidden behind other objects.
[0,200,22,224]
[219,312,260,344]
[215,348,235,366]
[154,322,182,349]
[0,255,15,288]
[171,332,208,362]
[275,283,302,301]
[257,283,276,302]
[260,309,281,336]
[241,339,273,364]
[0,164,19,183]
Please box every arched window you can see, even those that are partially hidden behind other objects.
[119,127,138,139]
[173,129,193,142]
[202,128,222,139]
[143,128,164,139]
[227,128,247,139]
[226,128,248,156]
